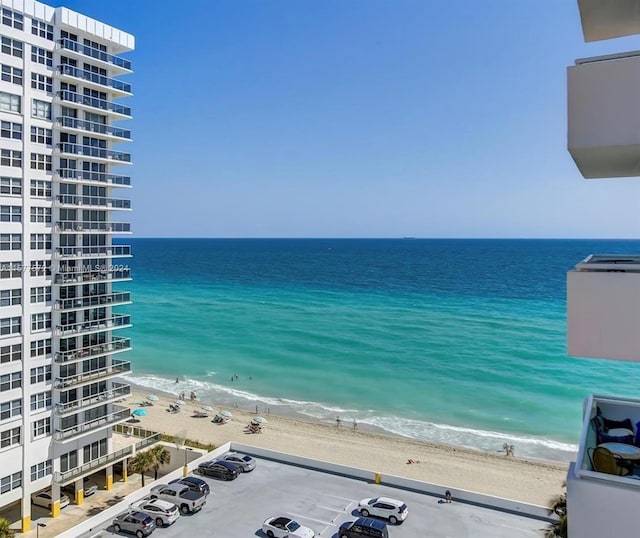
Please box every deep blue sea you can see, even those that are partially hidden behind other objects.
[117,238,640,462]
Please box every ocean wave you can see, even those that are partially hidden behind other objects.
[127,373,577,462]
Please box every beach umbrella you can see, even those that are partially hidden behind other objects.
[147,394,159,401]
[201,405,214,412]
[132,408,147,417]
[252,416,267,425]
[219,410,232,418]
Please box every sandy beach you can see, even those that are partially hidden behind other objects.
[127,387,567,506]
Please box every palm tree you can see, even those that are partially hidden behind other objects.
[0,517,13,537]
[129,450,155,487]
[545,482,567,538]
[149,445,171,480]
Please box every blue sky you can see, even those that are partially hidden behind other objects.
[51,0,640,238]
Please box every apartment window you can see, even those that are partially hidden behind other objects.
[0,121,21,140]
[0,472,21,494]
[0,343,20,363]
[30,126,51,145]
[0,399,20,421]
[83,439,107,462]
[0,316,19,335]
[30,234,51,250]
[32,417,50,438]
[60,450,77,473]
[31,99,50,119]
[0,150,21,167]
[1,37,22,58]
[30,72,51,93]
[30,391,51,411]
[0,426,19,448]
[0,263,20,279]
[30,287,51,304]
[0,289,20,306]
[0,92,20,113]
[1,8,23,30]
[30,207,51,223]
[29,260,51,277]
[30,180,51,198]
[31,19,53,40]
[30,153,51,171]
[30,365,51,385]
[30,46,52,67]
[30,460,51,482]
[30,339,50,358]
[1,65,21,85]
[0,372,20,391]
[30,313,51,332]
[0,234,20,250]
[0,177,20,195]
[0,206,20,222]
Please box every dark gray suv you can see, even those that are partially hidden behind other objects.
[112,511,156,537]
[339,517,389,538]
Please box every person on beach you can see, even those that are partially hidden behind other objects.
[445,490,452,503]
[175,377,179,384]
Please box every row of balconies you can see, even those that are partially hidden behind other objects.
[55,221,131,233]
[54,269,131,285]
[56,90,131,119]
[55,245,131,259]
[55,291,131,311]
[57,38,132,73]
[55,64,132,96]
[57,168,131,187]
[55,194,131,210]
[56,143,131,164]
[55,314,132,336]
[55,337,131,364]
[56,116,131,141]
[55,382,131,416]
[53,359,131,389]
[53,405,131,442]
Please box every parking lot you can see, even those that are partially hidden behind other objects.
[82,455,545,538]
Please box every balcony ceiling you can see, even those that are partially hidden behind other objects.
[579,0,640,42]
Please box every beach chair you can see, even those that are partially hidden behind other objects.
[588,446,631,476]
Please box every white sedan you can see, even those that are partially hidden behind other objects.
[262,516,315,538]
[130,497,180,527]
[31,490,70,510]
[358,496,408,524]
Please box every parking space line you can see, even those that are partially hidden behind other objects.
[287,512,335,526]
[317,504,348,513]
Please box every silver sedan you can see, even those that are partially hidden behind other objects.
[221,452,256,472]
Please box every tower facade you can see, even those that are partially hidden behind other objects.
[0,0,133,530]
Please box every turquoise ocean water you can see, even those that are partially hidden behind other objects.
[120,239,640,463]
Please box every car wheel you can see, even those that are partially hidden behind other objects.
[149,494,157,499]
[155,517,164,527]
[136,531,144,538]
[360,509,369,517]
[389,516,398,524]
[266,531,274,538]
[180,504,190,514]
[113,523,121,533]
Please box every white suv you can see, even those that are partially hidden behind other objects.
[358,497,408,524]
[130,498,180,527]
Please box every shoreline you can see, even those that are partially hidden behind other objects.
[125,381,568,506]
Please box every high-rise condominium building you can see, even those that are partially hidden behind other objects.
[0,0,134,531]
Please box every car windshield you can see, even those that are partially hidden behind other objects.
[287,521,301,531]
[368,498,378,505]
[399,503,407,512]
[242,456,252,461]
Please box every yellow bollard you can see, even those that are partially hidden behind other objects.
[183,464,189,477]
[21,515,31,533]
[52,500,61,518]
[106,475,113,491]
[374,472,382,484]
[76,489,84,506]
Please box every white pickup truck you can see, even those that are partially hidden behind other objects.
[149,483,206,514]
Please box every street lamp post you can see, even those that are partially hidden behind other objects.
[183,447,193,477]
[37,523,46,538]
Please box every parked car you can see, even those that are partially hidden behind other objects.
[130,498,180,527]
[358,497,408,524]
[221,451,256,472]
[112,511,156,538]
[149,483,206,514]
[339,518,389,538]
[169,475,210,496]
[31,490,70,509]
[262,516,316,538]
[62,477,99,498]
[194,460,240,481]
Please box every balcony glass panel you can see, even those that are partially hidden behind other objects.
[58,38,132,71]
[57,90,131,117]
[57,143,131,163]
[57,65,131,93]
[57,116,131,140]
[57,168,131,186]
[54,406,130,441]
